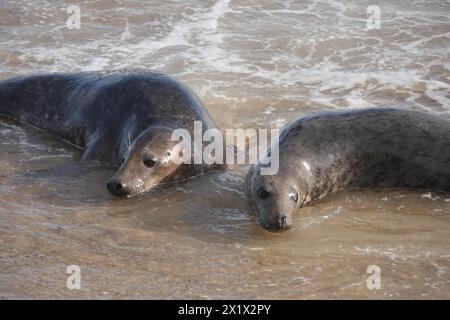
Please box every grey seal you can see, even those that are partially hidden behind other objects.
[247,108,450,231]
[0,70,223,197]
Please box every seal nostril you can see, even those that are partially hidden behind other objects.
[107,180,126,195]
[277,215,287,228]
[143,159,156,168]
[260,215,290,232]
[257,187,271,199]
[106,180,132,197]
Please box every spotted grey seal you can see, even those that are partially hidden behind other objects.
[0,70,223,197]
[247,108,450,231]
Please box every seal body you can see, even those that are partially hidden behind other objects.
[247,108,450,231]
[0,70,222,196]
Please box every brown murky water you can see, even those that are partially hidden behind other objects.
[1,0,449,299]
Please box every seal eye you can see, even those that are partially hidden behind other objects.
[257,187,271,199]
[289,192,299,203]
[143,159,156,168]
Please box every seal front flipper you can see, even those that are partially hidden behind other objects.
[80,129,117,166]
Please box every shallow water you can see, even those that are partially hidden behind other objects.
[0,0,449,299]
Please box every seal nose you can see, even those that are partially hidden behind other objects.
[277,215,288,229]
[107,180,130,197]
[261,215,291,232]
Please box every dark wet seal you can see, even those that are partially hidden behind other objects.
[0,70,224,197]
[246,108,450,232]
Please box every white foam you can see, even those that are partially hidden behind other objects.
[0,0,448,116]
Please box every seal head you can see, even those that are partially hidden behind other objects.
[107,126,188,197]
[247,163,302,231]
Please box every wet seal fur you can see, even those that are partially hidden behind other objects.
[247,108,450,232]
[0,70,223,197]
